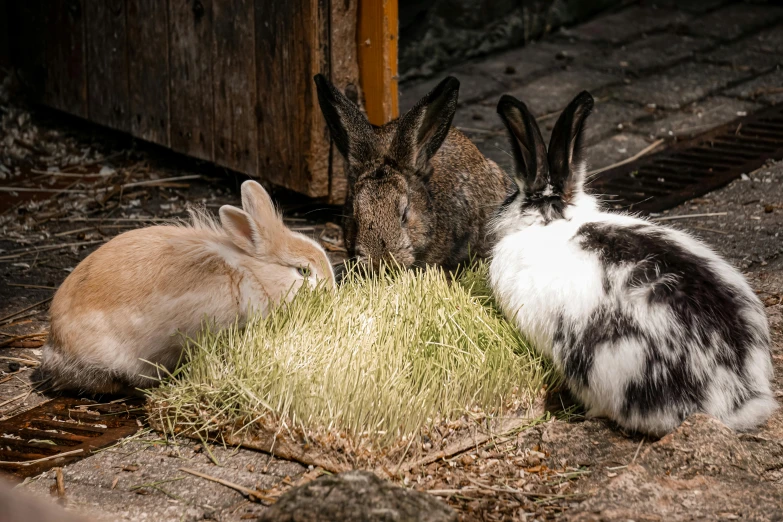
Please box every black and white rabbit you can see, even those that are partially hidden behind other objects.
[490,91,777,436]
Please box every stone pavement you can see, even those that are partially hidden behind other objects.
[3,1,783,520]
[400,0,783,176]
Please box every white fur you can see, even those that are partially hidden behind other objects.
[490,190,777,435]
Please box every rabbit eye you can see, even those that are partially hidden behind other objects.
[297,266,312,278]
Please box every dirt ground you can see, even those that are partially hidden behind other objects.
[2,11,783,519]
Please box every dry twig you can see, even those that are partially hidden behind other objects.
[0,297,53,324]
[55,467,66,498]
[179,467,275,504]
[586,139,665,176]
[653,212,727,221]
[0,449,84,467]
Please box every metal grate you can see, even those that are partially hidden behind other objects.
[0,397,144,479]
[591,104,783,214]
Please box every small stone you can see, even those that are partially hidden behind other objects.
[8,362,21,372]
[460,454,472,466]
[764,204,774,213]
[258,470,457,522]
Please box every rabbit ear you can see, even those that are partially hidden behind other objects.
[393,76,459,175]
[240,180,281,227]
[219,205,261,254]
[496,95,549,192]
[239,180,288,246]
[547,91,593,196]
[314,74,376,167]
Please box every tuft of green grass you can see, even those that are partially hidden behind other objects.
[146,262,552,451]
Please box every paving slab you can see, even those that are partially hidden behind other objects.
[579,100,652,144]
[645,0,731,14]
[686,2,783,41]
[470,38,602,81]
[588,33,716,74]
[611,61,754,109]
[20,433,307,522]
[563,5,691,44]
[398,68,506,113]
[585,132,653,171]
[703,23,783,73]
[723,67,783,105]
[632,95,761,139]
[399,39,603,113]
[505,67,622,117]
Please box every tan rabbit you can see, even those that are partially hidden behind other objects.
[36,180,335,395]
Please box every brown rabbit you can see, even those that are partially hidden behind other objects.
[314,75,512,271]
[36,180,335,395]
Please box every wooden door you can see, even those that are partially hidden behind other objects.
[7,0,398,203]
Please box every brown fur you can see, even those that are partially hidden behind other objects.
[37,181,335,395]
[315,75,512,271]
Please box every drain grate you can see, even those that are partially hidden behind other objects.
[591,104,783,214]
[0,397,144,479]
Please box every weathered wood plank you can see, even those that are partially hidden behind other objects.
[85,0,130,132]
[255,0,330,197]
[127,0,170,146]
[328,0,362,204]
[169,0,214,162]
[0,0,10,75]
[212,0,256,174]
[47,0,88,118]
[8,2,47,101]
[7,1,87,116]
[358,0,399,126]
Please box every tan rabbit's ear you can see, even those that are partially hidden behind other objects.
[219,205,261,254]
[240,180,282,226]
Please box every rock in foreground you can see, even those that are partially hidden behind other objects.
[258,470,456,522]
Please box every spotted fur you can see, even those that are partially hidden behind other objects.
[36,181,335,395]
[314,75,512,271]
[489,91,776,436]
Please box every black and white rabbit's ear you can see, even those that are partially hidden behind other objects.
[393,76,460,175]
[548,91,594,196]
[496,95,549,193]
[314,74,377,167]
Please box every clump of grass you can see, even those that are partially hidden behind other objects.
[147,262,550,456]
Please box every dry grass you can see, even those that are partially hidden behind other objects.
[146,262,552,461]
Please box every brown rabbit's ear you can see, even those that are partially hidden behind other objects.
[393,76,459,175]
[496,94,548,193]
[548,91,593,195]
[314,74,377,167]
[219,205,261,254]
